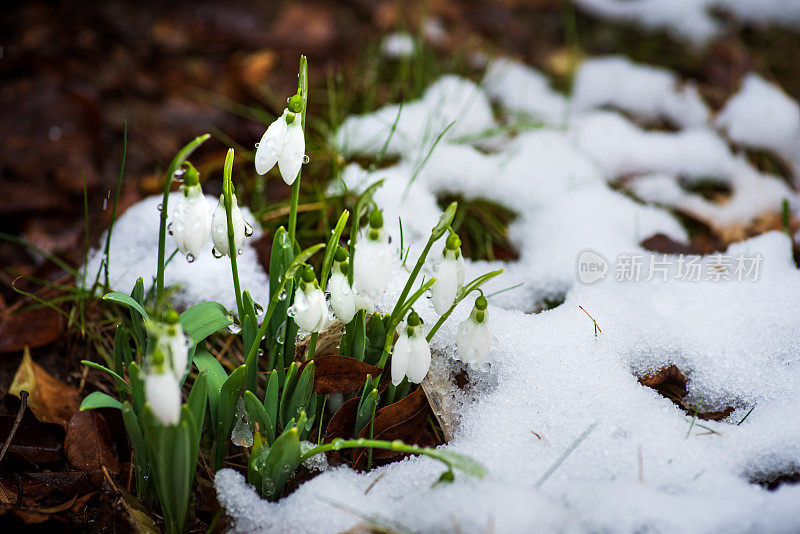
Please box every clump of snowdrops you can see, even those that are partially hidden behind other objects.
[79,57,499,533]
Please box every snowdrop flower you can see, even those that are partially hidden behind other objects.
[255,95,305,185]
[431,233,465,314]
[327,247,356,323]
[456,295,491,367]
[290,266,328,333]
[170,164,210,261]
[161,310,190,377]
[391,311,431,386]
[353,209,392,300]
[143,315,186,426]
[211,194,246,257]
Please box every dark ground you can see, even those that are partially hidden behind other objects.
[2,0,800,531]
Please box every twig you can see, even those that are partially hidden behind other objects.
[535,422,597,489]
[0,390,29,465]
[578,306,602,336]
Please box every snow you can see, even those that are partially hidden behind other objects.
[78,53,800,532]
[84,193,268,313]
[573,0,800,46]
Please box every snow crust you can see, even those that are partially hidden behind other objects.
[61,52,792,532]
[84,193,267,313]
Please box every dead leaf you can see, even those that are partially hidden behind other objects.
[9,348,81,429]
[639,365,734,421]
[353,388,431,469]
[65,411,121,486]
[306,355,381,395]
[0,307,63,353]
[116,490,160,534]
[324,396,360,442]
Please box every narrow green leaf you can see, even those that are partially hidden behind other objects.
[280,363,300,428]
[80,391,122,411]
[81,360,132,395]
[104,291,149,321]
[255,427,301,500]
[351,311,366,361]
[244,390,275,444]
[179,301,232,343]
[286,361,315,428]
[355,388,379,436]
[264,369,279,444]
[187,371,208,437]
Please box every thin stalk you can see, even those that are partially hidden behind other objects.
[287,55,308,248]
[377,278,436,369]
[156,134,211,306]
[427,269,504,342]
[390,236,435,323]
[222,149,244,320]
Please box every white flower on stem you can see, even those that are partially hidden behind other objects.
[163,311,190,377]
[391,311,431,386]
[353,209,392,300]
[211,194,245,257]
[255,99,305,185]
[145,370,181,425]
[456,296,491,367]
[290,267,328,333]
[170,182,211,261]
[354,292,374,314]
[432,233,465,314]
[327,255,356,324]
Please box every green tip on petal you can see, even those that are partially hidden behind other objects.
[165,309,180,324]
[334,246,348,263]
[181,162,200,186]
[446,233,461,251]
[301,265,315,283]
[475,296,488,311]
[407,310,421,327]
[288,94,303,113]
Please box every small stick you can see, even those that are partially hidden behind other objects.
[0,390,28,466]
[578,306,602,336]
[535,422,597,489]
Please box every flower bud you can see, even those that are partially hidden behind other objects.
[391,311,431,385]
[431,234,465,314]
[255,108,306,185]
[353,211,392,300]
[327,266,356,324]
[456,297,491,366]
[290,271,328,333]
[171,183,211,260]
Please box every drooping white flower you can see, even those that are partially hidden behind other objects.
[354,292,374,314]
[211,194,246,257]
[456,296,491,367]
[391,311,431,386]
[145,371,181,425]
[353,210,392,300]
[170,183,211,261]
[255,106,305,185]
[327,270,356,324]
[290,267,328,333]
[432,234,465,314]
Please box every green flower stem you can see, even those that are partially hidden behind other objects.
[306,210,350,361]
[426,269,504,342]
[223,149,244,321]
[377,277,436,369]
[244,244,325,369]
[389,236,434,324]
[287,55,308,249]
[299,438,486,478]
[156,134,211,308]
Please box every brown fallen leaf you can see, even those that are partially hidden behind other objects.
[305,355,381,395]
[353,388,431,469]
[116,489,160,534]
[9,347,81,430]
[324,396,360,442]
[0,307,63,353]
[639,365,734,421]
[64,411,121,486]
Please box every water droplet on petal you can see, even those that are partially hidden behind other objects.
[157,203,163,211]
[244,222,254,237]
[302,155,310,164]
[287,307,296,318]
[186,253,196,263]
[254,142,260,148]
[237,248,244,256]
[231,397,253,447]
[278,290,287,301]
[167,222,174,235]
[228,323,242,334]
[212,247,224,259]
[255,303,264,317]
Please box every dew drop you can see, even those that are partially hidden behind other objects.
[302,155,310,164]
[215,224,225,234]
[244,222,254,237]
[167,222,174,236]
[262,479,276,497]
[237,248,244,256]
[278,290,288,301]
[231,397,253,447]
[479,361,491,372]
[186,253,196,263]
[157,203,163,211]
[287,307,297,318]
[281,464,293,474]
[212,247,224,259]
[254,142,260,148]
[228,323,242,334]
[254,302,264,317]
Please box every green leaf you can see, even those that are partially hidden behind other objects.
[80,391,122,411]
[280,362,300,428]
[264,370,280,444]
[179,301,232,343]
[268,227,293,370]
[244,390,275,444]
[113,324,130,377]
[432,201,458,241]
[81,360,132,395]
[319,210,350,287]
[364,313,387,366]
[355,388,379,436]
[104,291,149,321]
[351,310,366,361]
[286,361,314,429]
[187,371,208,437]
[129,362,145,415]
[254,427,301,500]
[213,364,246,470]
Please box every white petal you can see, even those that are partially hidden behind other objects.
[146,372,181,425]
[405,335,431,383]
[211,195,246,257]
[292,286,327,333]
[354,291,374,314]
[327,272,356,323]
[456,317,491,364]
[432,257,459,314]
[168,329,190,377]
[172,188,210,258]
[278,119,305,185]
[456,254,465,287]
[391,332,410,386]
[255,114,287,175]
[353,233,393,300]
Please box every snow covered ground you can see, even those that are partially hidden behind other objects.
[92,51,800,532]
[216,57,800,532]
